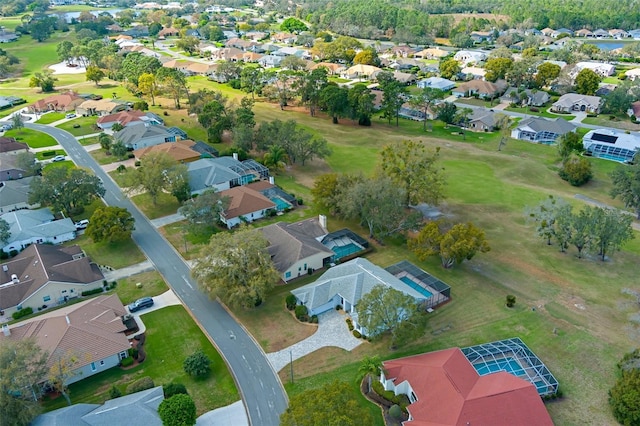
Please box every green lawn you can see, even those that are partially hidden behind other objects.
[42,160,73,172]
[43,306,239,416]
[131,192,182,220]
[69,234,146,269]
[112,271,169,305]
[505,105,575,121]
[77,135,100,146]
[36,149,66,160]
[5,128,57,148]
[55,116,100,136]
[582,115,640,131]
[90,149,128,165]
[35,112,66,124]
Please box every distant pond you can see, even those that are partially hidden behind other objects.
[584,40,634,51]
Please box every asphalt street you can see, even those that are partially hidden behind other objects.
[27,123,288,426]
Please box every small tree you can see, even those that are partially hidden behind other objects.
[0,217,10,245]
[506,295,516,307]
[559,155,593,186]
[610,351,640,425]
[109,385,122,399]
[98,132,112,152]
[11,113,24,130]
[158,394,197,426]
[85,65,105,86]
[110,140,128,159]
[86,206,135,243]
[163,383,188,398]
[183,350,211,378]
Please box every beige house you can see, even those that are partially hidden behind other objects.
[28,92,84,113]
[76,98,130,117]
[342,64,383,80]
[414,47,448,59]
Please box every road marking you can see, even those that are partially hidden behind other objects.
[181,275,193,289]
[260,379,264,389]
[229,330,236,340]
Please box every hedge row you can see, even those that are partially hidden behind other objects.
[12,307,33,320]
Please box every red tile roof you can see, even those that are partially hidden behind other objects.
[97,110,146,126]
[383,348,553,426]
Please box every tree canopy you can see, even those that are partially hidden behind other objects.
[610,162,640,219]
[28,167,105,216]
[123,152,189,205]
[179,190,230,229]
[158,394,197,426]
[86,206,135,243]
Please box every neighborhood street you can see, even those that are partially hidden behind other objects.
[26,123,288,426]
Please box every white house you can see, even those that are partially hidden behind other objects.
[572,61,616,77]
[625,68,640,81]
[219,185,275,229]
[583,128,640,163]
[551,93,602,113]
[417,77,456,91]
[1,208,76,254]
[453,50,488,66]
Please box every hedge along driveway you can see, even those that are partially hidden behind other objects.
[4,128,58,148]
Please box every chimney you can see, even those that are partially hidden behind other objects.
[232,152,238,160]
[269,176,275,185]
[319,214,327,232]
[10,274,18,284]
[2,324,9,337]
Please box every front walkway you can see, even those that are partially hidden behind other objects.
[266,309,363,372]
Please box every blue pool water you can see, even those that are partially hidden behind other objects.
[331,243,361,260]
[399,276,433,298]
[474,358,526,377]
[271,197,292,211]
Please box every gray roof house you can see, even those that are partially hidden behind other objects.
[114,123,177,150]
[291,257,427,334]
[467,109,497,132]
[500,88,551,107]
[258,54,283,68]
[32,386,164,426]
[1,208,76,254]
[417,77,456,91]
[187,156,269,194]
[551,93,602,114]
[0,177,39,213]
[261,218,334,282]
[511,117,577,144]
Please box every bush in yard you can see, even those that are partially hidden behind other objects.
[158,394,197,426]
[506,295,516,307]
[294,305,308,322]
[346,318,354,331]
[126,376,154,394]
[310,315,318,323]
[285,294,297,311]
[559,154,592,186]
[109,385,122,399]
[163,382,188,398]
[389,404,403,420]
[353,330,362,338]
[120,356,134,367]
[183,350,211,378]
[12,307,33,320]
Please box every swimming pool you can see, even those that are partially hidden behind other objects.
[399,276,433,298]
[473,357,526,377]
[271,196,292,211]
[331,243,362,260]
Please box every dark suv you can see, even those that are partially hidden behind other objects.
[128,297,154,312]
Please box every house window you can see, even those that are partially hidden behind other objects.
[410,391,417,402]
[285,271,291,279]
[119,351,127,360]
[100,360,105,366]
[90,362,96,372]
[61,290,67,294]
[43,295,51,302]
[303,263,307,270]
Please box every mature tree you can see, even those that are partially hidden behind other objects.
[133,100,148,111]
[439,58,461,80]
[110,140,128,159]
[280,55,307,71]
[198,99,234,143]
[138,72,157,106]
[494,113,511,151]
[262,145,289,173]
[557,131,583,161]
[120,53,161,88]
[313,36,361,62]
[356,284,426,347]
[217,60,242,82]
[535,62,561,87]
[85,65,104,86]
[48,349,85,406]
[158,394,197,426]
[451,33,473,48]
[156,67,188,109]
[0,339,48,425]
[298,68,328,117]
[553,203,574,253]
[123,152,181,205]
[56,40,74,64]
[0,217,9,247]
[559,154,592,186]
[175,36,200,56]
[240,67,262,100]
[353,47,379,66]
[14,151,40,177]
[10,113,23,131]
[320,83,348,124]
[410,87,445,132]
[343,175,421,240]
[435,101,457,124]
[525,195,568,245]
[255,119,331,165]
[29,70,57,92]
[575,68,601,95]
[192,226,278,308]
[98,132,112,153]
[280,17,307,33]
[86,206,135,243]
[281,381,373,426]
[178,189,229,228]
[182,350,210,378]
[590,207,634,261]
[165,163,190,203]
[235,97,255,129]
[409,221,490,269]
[610,162,640,219]
[311,173,364,216]
[506,57,537,89]
[569,206,595,258]
[379,140,445,206]
[484,57,513,82]
[347,84,375,126]
[455,107,474,139]
[377,71,406,126]
[29,167,105,216]
[602,83,635,116]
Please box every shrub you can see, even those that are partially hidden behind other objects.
[158,394,197,426]
[127,153,135,159]
[296,198,303,205]
[116,164,126,173]
[12,307,33,320]
[294,304,308,321]
[120,357,134,367]
[559,155,592,186]
[42,151,56,157]
[285,294,297,310]
[353,330,362,338]
[506,295,516,308]
[183,350,211,378]
[128,347,139,360]
[163,382,188,398]
[126,376,154,394]
[163,111,169,116]
[134,160,141,167]
[389,404,403,420]
[310,315,318,323]
[109,385,122,399]
[346,318,354,331]
[335,304,342,311]
[528,107,539,112]
[81,287,104,296]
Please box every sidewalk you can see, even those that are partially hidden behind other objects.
[150,212,186,228]
[196,401,248,426]
[103,260,155,281]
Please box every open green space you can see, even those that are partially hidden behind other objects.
[42,160,74,173]
[35,149,66,160]
[131,192,182,220]
[112,271,169,305]
[69,234,146,269]
[90,149,127,165]
[43,306,239,416]
[55,116,100,136]
[35,112,65,124]
[505,105,576,120]
[582,115,640,131]
[5,128,57,148]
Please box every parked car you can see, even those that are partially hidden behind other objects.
[74,219,89,230]
[52,155,65,162]
[65,113,76,119]
[128,297,154,312]
[0,123,13,131]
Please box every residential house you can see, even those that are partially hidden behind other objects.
[511,117,577,144]
[500,87,551,107]
[572,61,616,77]
[628,100,640,120]
[551,93,602,113]
[32,386,164,426]
[242,51,263,63]
[1,208,76,254]
[134,140,202,163]
[28,92,84,113]
[274,46,306,57]
[551,28,573,38]
[575,29,594,37]
[211,47,243,61]
[0,177,39,213]
[414,47,448,60]
[258,54,283,68]
[342,64,382,80]
[157,27,179,38]
[460,66,487,80]
[96,110,163,130]
[0,136,29,182]
[271,32,296,44]
[392,71,416,85]
[389,45,414,58]
[225,38,257,50]
[583,128,640,163]
[470,31,494,43]
[0,96,25,110]
[592,29,610,38]
[466,109,497,132]
[309,62,346,75]
[187,156,270,194]
[245,31,268,41]
[417,77,455,91]
[114,123,176,150]
[0,244,105,317]
[105,23,124,33]
[625,68,640,81]
[379,347,554,425]
[1,294,131,386]
[540,28,555,37]
[453,50,487,66]
[219,186,275,228]
[185,29,202,39]
[76,98,130,117]
[609,29,630,39]
[0,30,18,43]
[392,58,426,71]
[629,29,640,40]
[261,217,334,282]
[596,84,617,97]
[452,80,505,99]
[123,26,149,38]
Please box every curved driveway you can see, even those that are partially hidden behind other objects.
[27,123,287,426]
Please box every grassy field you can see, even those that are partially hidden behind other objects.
[56,116,101,136]
[5,128,58,148]
[35,149,66,160]
[112,271,169,305]
[90,148,127,165]
[582,115,640,131]
[505,105,576,120]
[131,192,182,219]
[44,306,239,416]
[35,111,66,124]
[69,234,146,269]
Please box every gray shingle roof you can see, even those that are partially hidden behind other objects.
[115,123,171,147]
[0,176,35,210]
[1,208,76,246]
[291,257,426,311]
[187,158,242,192]
[516,117,576,134]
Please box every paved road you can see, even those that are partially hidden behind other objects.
[27,123,288,426]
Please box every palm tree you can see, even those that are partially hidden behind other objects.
[263,145,289,173]
[358,355,383,393]
[98,132,112,153]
